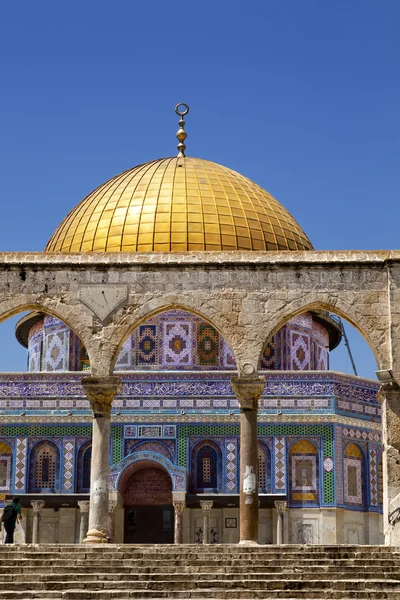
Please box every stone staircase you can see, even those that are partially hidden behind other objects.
[0,544,400,599]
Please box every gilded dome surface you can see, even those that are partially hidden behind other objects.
[45,157,313,253]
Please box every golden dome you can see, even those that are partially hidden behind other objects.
[45,157,313,253]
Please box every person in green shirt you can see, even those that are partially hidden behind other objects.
[2,498,22,544]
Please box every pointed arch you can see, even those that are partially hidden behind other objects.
[110,301,239,371]
[257,300,383,372]
[112,307,237,372]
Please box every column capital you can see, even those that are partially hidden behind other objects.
[31,500,45,513]
[108,501,118,514]
[78,500,90,513]
[173,501,186,514]
[274,500,288,513]
[81,376,121,415]
[200,500,213,512]
[231,376,265,410]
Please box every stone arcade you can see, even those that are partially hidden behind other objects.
[0,107,399,547]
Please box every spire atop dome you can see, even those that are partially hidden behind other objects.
[175,102,189,157]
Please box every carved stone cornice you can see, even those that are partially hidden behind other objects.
[81,376,121,416]
[230,376,265,410]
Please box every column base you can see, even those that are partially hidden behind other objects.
[83,528,110,544]
[239,539,259,546]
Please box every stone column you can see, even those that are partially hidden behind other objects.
[81,376,121,544]
[275,500,287,545]
[200,500,213,544]
[173,501,186,544]
[78,501,90,543]
[108,501,117,543]
[231,375,265,545]
[378,383,400,545]
[31,500,45,544]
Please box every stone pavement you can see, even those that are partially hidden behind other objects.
[1,544,400,599]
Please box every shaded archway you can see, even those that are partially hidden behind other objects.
[112,307,237,372]
[119,459,174,544]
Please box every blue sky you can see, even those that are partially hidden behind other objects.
[1,0,399,376]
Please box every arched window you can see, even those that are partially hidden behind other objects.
[258,443,271,492]
[29,442,59,492]
[76,442,92,493]
[191,442,221,493]
[344,442,366,508]
[0,441,12,492]
[289,439,319,505]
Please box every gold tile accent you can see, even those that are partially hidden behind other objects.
[45,157,313,253]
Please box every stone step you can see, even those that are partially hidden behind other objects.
[2,570,400,583]
[2,591,400,600]
[3,579,400,592]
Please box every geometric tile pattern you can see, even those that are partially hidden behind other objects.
[138,325,157,366]
[290,332,311,371]
[260,339,276,369]
[62,438,75,492]
[225,438,237,492]
[14,437,27,492]
[163,322,192,367]
[369,448,377,506]
[198,324,218,366]
[44,330,70,371]
[274,436,286,490]
[115,338,132,369]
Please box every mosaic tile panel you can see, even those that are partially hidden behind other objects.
[221,339,236,368]
[260,338,277,369]
[225,437,238,492]
[369,448,377,506]
[14,437,27,492]
[137,325,157,366]
[274,436,286,491]
[198,324,218,366]
[62,438,75,492]
[290,331,311,371]
[127,440,174,461]
[163,321,193,366]
[44,330,70,371]
[115,338,133,369]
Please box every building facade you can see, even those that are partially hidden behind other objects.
[0,111,389,545]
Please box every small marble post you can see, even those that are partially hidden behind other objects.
[31,500,45,544]
[81,376,121,544]
[78,501,90,543]
[275,500,287,545]
[231,375,265,545]
[173,501,186,544]
[108,501,118,543]
[200,500,213,545]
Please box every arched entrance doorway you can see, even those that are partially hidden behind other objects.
[119,460,174,543]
